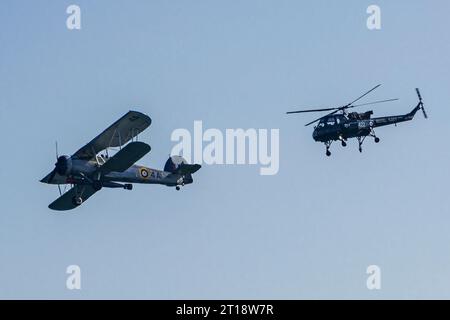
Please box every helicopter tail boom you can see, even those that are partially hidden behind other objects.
[370,103,423,128]
[370,88,427,128]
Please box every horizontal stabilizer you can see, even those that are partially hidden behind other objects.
[174,163,201,175]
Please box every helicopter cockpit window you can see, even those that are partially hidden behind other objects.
[326,118,336,126]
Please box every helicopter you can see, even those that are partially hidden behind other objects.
[286,85,428,156]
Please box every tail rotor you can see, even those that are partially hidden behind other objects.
[416,88,428,119]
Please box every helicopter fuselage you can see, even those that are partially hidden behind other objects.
[287,86,427,156]
[41,158,193,188]
[312,104,420,143]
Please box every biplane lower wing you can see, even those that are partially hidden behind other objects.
[98,141,151,175]
[48,185,98,211]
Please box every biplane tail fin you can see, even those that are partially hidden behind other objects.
[164,156,201,175]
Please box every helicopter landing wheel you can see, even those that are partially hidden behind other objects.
[72,196,83,206]
[374,137,380,143]
[324,141,332,156]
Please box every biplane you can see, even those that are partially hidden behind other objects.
[40,111,201,211]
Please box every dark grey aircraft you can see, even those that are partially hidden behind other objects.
[287,85,428,156]
[40,111,201,211]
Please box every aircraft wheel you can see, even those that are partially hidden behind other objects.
[72,196,83,206]
[374,137,380,143]
[326,150,331,157]
[124,184,133,190]
[176,186,181,191]
[359,147,363,153]
[341,141,347,147]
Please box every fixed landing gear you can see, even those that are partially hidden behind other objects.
[324,141,332,156]
[357,136,366,153]
[356,128,381,153]
[176,186,181,191]
[323,131,379,155]
[370,127,380,144]
[325,137,347,156]
[71,184,84,206]
[72,196,83,206]
[338,135,347,147]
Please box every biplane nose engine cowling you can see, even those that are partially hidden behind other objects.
[55,155,73,176]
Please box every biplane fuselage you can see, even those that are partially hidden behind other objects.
[45,160,189,187]
[41,111,201,211]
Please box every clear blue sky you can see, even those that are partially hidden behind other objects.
[1,0,449,299]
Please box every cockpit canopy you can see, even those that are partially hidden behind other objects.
[316,114,346,128]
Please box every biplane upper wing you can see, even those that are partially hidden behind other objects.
[72,111,152,160]
[97,141,151,175]
[48,185,98,211]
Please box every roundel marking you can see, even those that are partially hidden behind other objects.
[140,168,150,179]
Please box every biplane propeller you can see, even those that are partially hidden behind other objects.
[40,111,201,211]
[47,142,69,196]
[287,85,428,156]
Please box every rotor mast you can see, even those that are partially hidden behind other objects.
[286,84,399,126]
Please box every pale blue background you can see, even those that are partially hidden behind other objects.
[0,0,449,299]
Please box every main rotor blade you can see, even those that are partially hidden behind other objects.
[346,84,381,107]
[350,98,399,108]
[286,107,337,114]
[305,109,339,127]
